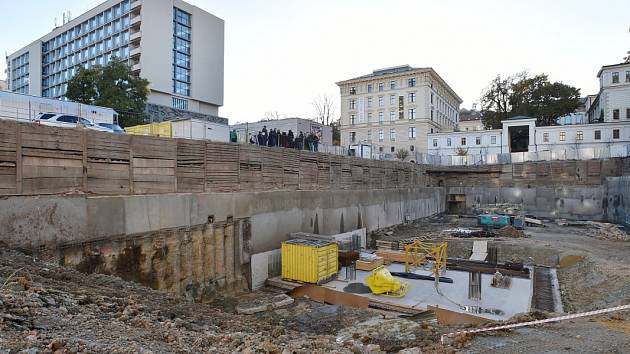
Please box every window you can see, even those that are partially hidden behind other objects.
[543,132,549,143]
[408,92,416,103]
[627,108,630,119]
[433,139,437,147]
[367,97,372,108]
[367,84,373,93]
[409,127,417,139]
[612,72,619,84]
[172,97,188,110]
[613,109,620,120]
[461,137,466,146]
[390,81,396,90]
[379,147,383,152]
[350,115,356,125]
[447,138,451,146]
[349,99,356,110]
[430,93,434,104]
[491,136,497,144]
[367,130,372,141]
[57,115,78,123]
[595,130,601,140]
[559,131,566,141]
[613,129,620,139]
[350,132,356,143]
[576,131,583,140]
[408,108,416,120]
[379,129,384,141]
[626,71,630,83]
[173,7,192,97]
[378,112,384,123]
[475,136,481,145]
[408,78,416,87]
[389,111,396,121]
[389,128,396,141]
[378,96,384,107]
[367,112,372,122]
[378,83,384,92]
[349,86,356,95]
[390,95,396,105]
[410,145,415,152]
[430,108,434,120]
[391,146,395,153]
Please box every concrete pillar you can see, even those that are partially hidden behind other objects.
[203,224,215,282]
[224,222,235,285]
[179,232,193,297]
[191,228,204,287]
[214,224,225,286]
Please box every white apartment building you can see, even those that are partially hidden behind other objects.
[429,116,630,157]
[587,62,630,123]
[337,65,462,157]
[5,0,225,123]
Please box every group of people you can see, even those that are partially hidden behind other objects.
[248,126,321,152]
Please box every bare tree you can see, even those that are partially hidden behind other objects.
[263,110,283,121]
[395,148,409,161]
[312,94,337,126]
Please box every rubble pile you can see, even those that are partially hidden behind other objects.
[495,226,527,238]
[583,222,630,241]
[0,247,353,353]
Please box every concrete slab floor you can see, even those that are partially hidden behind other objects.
[330,263,532,321]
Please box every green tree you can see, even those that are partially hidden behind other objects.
[480,72,580,128]
[395,148,409,161]
[510,74,581,126]
[66,58,150,127]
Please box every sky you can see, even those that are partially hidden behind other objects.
[1,0,629,123]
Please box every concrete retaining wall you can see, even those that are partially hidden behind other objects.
[606,176,630,226]
[448,186,607,221]
[0,187,444,294]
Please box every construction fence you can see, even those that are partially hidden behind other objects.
[0,120,432,196]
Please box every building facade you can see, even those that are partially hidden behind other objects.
[457,108,483,131]
[5,0,224,122]
[429,116,630,157]
[587,62,630,123]
[337,65,462,157]
[230,118,333,145]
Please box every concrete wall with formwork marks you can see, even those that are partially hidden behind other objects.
[448,185,607,221]
[0,187,444,295]
[606,176,630,226]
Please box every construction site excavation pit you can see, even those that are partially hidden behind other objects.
[324,263,534,321]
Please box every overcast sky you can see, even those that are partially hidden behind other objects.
[1,0,628,123]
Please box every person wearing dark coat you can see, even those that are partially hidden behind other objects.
[288,130,294,148]
[258,132,265,145]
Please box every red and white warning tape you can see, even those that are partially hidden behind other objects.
[441,304,630,344]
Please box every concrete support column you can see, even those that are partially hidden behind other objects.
[224,222,235,285]
[214,224,225,286]
[203,224,215,282]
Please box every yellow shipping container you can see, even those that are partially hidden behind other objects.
[124,122,172,137]
[281,239,338,284]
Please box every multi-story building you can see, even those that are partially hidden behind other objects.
[5,0,224,123]
[457,107,483,131]
[587,62,630,123]
[428,116,630,157]
[337,65,462,157]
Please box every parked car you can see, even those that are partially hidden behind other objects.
[35,113,111,132]
[96,122,125,134]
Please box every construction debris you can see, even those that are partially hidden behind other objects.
[235,294,294,315]
[582,222,630,241]
[496,225,527,238]
[490,271,512,289]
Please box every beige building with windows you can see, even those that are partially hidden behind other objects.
[337,65,462,158]
[6,0,224,123]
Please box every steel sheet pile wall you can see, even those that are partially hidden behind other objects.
[0,120,431,196]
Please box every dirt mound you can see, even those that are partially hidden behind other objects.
[496,226,526,238]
